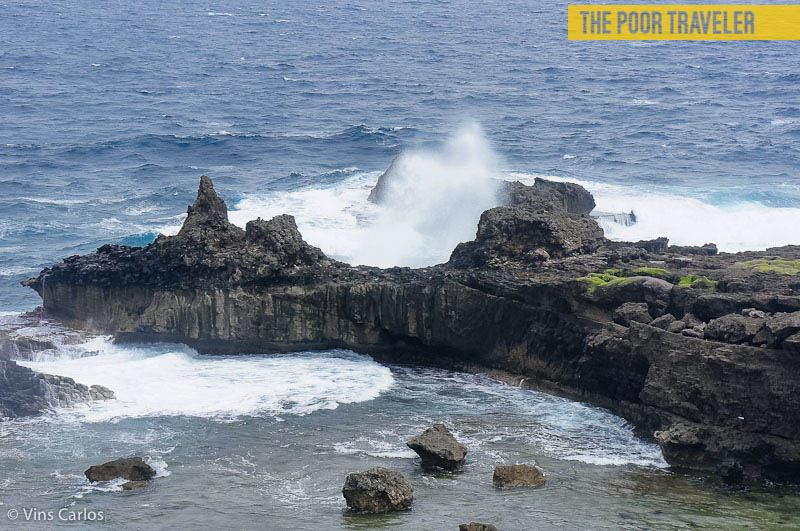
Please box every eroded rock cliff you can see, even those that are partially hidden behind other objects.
[22,175,800,484]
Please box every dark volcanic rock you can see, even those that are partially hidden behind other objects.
[367,156,400,203]
[501,178,595,215]
[85,457,156,483]
[0,359,114,419]
[121,480,150,491]
[449,202,604,267]
[492,464,546,488]
[716,458,745,486]
[760,311,800,349]
[341,467,413,514]
[668,243,718,256]
[23,176,337,294]
[407,424,468,470]
[23,175,800,484]
[650,314,676,330]
[612,302,652,327]
[459,523,498,531]
[705,314,764,344]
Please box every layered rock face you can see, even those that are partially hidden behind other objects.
[0,358,113,418]
[23,175,800,483]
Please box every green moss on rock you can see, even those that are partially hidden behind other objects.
[678,274,717,291]
[634,267,668,278]
[736,258,800,275]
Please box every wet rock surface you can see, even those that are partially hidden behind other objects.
[85,457,156,483]
[459,523,498,531]
[492,464,546,488]
[407,424,468,470]
[341,467,413,513]
[0,359,114,419]
[23,175,800,483]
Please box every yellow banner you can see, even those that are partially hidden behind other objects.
[568,5,800,40]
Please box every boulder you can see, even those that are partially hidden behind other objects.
[612,302,652,327]
[84,457,156,483]
[782,332,800,354]
[492,464,546,488]
[761,311,800,348]
[407,424,467,470]
[121,481,150,491]
[593,276,673,317]
[704,314,764,344]
[459,524,498,531]
[667,314,702,334]
[715,458,744,486]
[341,467,413,514]
[650,314,676,330]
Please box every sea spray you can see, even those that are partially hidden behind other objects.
[353,122,503,266]
[226,123,503,267]
[508,173,800,252]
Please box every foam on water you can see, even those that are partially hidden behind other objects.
[19,342,394,422]
[508,173,800,253]
[225,123,502,267]
[164,130,799,269]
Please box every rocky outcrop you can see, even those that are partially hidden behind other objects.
[121,481,150,491]
[22,175,800,484]
[407,424,468,470]
[84,457,156,482]
[459,524,498,531]
[0,358,113,418]
[492,464,546,488]
[341,467,413,513]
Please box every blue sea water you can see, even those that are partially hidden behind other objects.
[1,0,799,312]
[3,3,800,529]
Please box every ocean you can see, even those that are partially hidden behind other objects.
[1,0,799,529]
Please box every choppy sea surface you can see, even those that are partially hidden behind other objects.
[1,0,800,529]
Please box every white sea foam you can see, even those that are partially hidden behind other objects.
[507,173,800,253]
[19,342,394,422]
[227,123,502,267]
[156,124,796,265]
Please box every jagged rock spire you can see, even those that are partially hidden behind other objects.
[178,175,232,235]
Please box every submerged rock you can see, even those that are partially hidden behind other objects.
[341,467,413,514]
[459,523,498,531]
[85,457,156,483]
[492,464,546,488]
[121,480,150,491]
[407,424,467,470]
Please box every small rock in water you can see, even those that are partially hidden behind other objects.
[406,424,467,470]
[121,480,150,491]
[84,457,156,482]
[459,523,498,531]
[342,467,413,514]
[493,464,546,488]
[715,458,744,486]
[89,384,115,400]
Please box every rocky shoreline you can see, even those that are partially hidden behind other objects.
[18,174,800,484]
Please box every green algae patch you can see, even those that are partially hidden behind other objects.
[578,270,638,293]
[736,258,800,275]
[634,267,668,279]
[678,274,718,291]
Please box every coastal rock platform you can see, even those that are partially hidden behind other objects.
[20,175,800,483]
